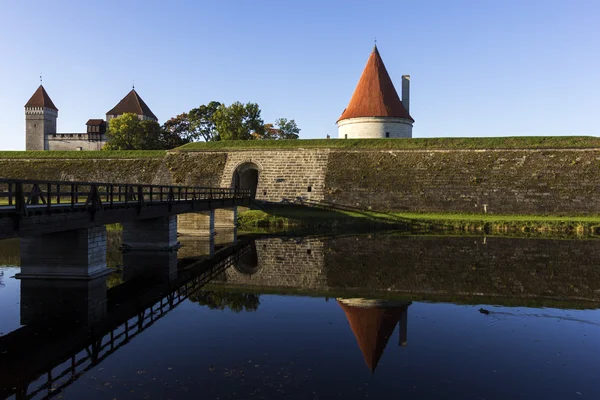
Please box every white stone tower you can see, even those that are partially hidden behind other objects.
[337,45,414,139]
[25,85,58,150]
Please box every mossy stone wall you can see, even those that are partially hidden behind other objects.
[325,149,600,214]
[4,147,600,215]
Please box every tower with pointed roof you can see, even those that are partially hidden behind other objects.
[106,89,158,123]
[337,46,414,139]
[24,85,58,150]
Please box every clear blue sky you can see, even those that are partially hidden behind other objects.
[1,0,598,149]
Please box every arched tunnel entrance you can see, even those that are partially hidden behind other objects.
[232,162,259,199]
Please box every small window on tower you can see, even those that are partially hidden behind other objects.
[386,132,390,138]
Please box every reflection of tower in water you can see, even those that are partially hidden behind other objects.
[337,298,411,373]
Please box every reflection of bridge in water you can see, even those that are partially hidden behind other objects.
[0,241,251,400]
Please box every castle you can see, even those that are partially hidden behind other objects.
[24,86,157,150]
[24,45,411,150]
[337,45,414,139]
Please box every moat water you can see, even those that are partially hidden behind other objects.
[1,232,600,399]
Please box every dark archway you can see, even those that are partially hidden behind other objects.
[232,162,259,199]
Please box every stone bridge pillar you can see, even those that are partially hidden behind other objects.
[122,216,178,250]
[18,226,110,279]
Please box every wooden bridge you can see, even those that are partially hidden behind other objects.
[0,178,252,239]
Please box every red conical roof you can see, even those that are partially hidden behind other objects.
[338,300,406,373]
[24,85,58,111]
[106,89,157,120]
[338,46,412,122]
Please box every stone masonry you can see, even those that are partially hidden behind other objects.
[218,150,330,203]
[19,226,108,279]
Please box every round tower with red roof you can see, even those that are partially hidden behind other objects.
[337,45,414,139]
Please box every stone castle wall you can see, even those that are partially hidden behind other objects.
[4,147,600,215]
[325,148,600,214]
[47,137,106,151]
[218,150,330,203]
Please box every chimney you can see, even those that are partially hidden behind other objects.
[401,75,410,114]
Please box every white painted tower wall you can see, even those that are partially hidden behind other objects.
[337,117,413,139]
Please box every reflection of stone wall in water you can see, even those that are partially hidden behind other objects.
[107,230,123,268]
[325,235,600,301]
[216,234,600,303]
[221,238,327,289]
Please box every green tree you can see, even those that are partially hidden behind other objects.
[189,101,222,141]
[255,118,300,140]
[103,113,162,150]
[162,101,222,143]
[162,113,192,142]
[213,102,264,140]
[104,113,185,150]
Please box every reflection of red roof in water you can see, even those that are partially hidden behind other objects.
[338,300,406,373]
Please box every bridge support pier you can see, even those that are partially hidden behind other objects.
[18,226,110,279]
[122,216,179,250]
[20,276,108,326]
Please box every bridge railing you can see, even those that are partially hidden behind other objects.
[0,178,252,216]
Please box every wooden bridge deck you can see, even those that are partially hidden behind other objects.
[0,178,252,239]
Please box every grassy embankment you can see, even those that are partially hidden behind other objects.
[238,203,600,236]
[0,150,166,159]
[176,136,600,151]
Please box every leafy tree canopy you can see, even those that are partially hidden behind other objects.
[104,113,186,150]
[254,118,300,140]
[213,102,265,140]
[165,102,301,142]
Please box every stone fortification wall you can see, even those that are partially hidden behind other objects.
[325,148,600,214]
[3,146,600,215]
[218,150,329,202]
[0,158,172,184]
